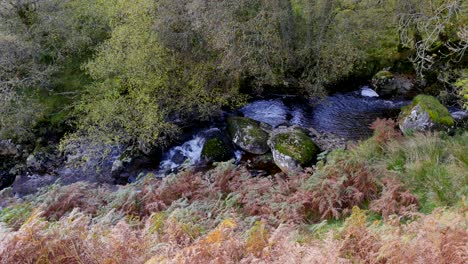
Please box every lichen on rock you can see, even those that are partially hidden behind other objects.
[227,117,270,155]
[201,137,235,162]
[399,95,454,133]
[372,70,415,98]
[268,127,320,174]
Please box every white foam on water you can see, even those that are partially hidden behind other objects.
[290,107,306,126]
[234,150,243,163]
[241,99,288,127]
[158,135,206,174]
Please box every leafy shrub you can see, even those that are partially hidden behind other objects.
[305,154,378,220]
[35,182,109,221]
[0,203,33,230]
[369,118,402,145]
[370,177,418,219]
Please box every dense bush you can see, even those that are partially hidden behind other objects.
[0,0,111,142]
[0,0,409,145]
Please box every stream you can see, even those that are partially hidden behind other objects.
[158,87,409,174]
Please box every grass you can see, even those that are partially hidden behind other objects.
[382,131,467,210]
[0,119,466,263]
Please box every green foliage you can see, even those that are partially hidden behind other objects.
[69,0,246,151]
[397,133,467,208]
[0,0,112,141]
[0,0,464,145]
[351,130,468,211]
[294,0,398,90]
[0,33,48,141]
[454,69,468,109]
[0,203,33,230]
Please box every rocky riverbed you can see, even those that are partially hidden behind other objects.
[1,87,467,196]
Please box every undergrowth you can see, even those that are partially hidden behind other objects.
[0,119,466,263]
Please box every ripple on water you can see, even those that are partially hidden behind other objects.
[157,91,410,175]
[241,99,288,128]
[311,94,409,139]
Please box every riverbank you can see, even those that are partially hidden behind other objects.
[1,127,467,263]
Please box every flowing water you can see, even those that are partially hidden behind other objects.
[157,88,410,174]
[310,92,408,139]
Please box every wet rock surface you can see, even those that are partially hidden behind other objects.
[399,95,454,133]
[227,117,270,155]
[449,108,468,129]
[3,88,435,194]
[372,71,417,98]
[12,174,59,196]
[268,126,320,174]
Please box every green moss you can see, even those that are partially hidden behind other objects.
[373,70,393,80]
[272,130,319,165]
[402,95,454,126]
[201,138,233,162]
[227,117,269,148]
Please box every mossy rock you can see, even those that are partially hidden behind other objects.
[373,70,394,80]
[201,138,235,162]
[372,71,396,97]
[399,95,454,133]
[372,70,415,98]
[227,117,269,155]
[268,127,320,174]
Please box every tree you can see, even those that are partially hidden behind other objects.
[0,0,111,141]
[70,0,246,152]
[396,0,467,106]
[0,34,49,141]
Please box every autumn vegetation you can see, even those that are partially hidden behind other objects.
[1,121,467,263]
[0,0,467,263]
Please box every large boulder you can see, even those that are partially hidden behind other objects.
[399,95,454,133]
[450,110,468,129]
[59,142,123,184]
[227,117,270,155]
[201,137,235,163]
[201,129,235,163]
[12,174,58,197]
[372,71,415,98]
[268,127,320,174]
